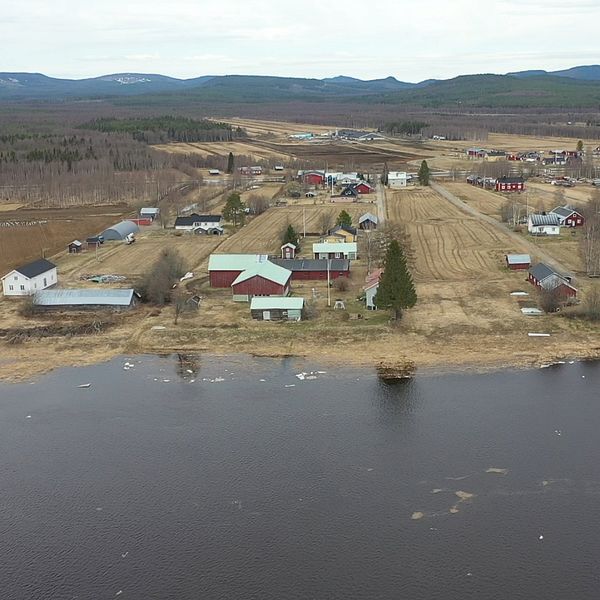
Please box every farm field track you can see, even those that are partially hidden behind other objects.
[217,205,374,254]
[0,205,132,274]
[152,141,290,161]
[57,231,223,283]
[221,118,333,137]
[386,187,522,282]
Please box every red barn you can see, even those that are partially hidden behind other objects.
[270,258,350,281]
[208,254,270,288]
[495,176,525,192]
[354,182,373,194]
[528,263,577,299]
[300,170,325,186]
[231,262,292,302]
[550,206,585,228]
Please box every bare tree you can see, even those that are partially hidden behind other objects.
[246,194,270,215]
[579,191,600,276]
[318,211,334,235]
[539,287,561,313]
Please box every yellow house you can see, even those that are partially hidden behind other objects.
[320,226,357,243]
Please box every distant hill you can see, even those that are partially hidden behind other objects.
[509,65,600,81]
[2,67,600,109]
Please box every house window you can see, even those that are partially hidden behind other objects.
[20,285,25,291]
[13,276,17,280]
[43,277,47,287]
[8,285,13,291]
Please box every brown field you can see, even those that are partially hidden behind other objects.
[0,205,131,275]
[223,118,334,138]
[153,141,290,162]
[56,229,224,283]
[218,204,374,254]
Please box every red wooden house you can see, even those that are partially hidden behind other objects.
[300,171,326,186]
[495,176,525,192]
[354,182,373,194]
[528,263,577,299]
[550,206,585,228]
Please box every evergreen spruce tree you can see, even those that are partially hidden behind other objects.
[374,239,417,321]
[282,224,300,251]
[226,152,235,174]
[418,160,431,186]
[336,210,352,227]
[223,192,245,227]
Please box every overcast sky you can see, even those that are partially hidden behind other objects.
[2,0,599,80]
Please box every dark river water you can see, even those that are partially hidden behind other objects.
[1,355,600,600]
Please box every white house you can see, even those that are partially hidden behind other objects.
[528,214,561,236]
[388,171,407,188]
[174,214,223,232]
[313,242,358,260]
[363,268,383,310]
[1,258,57,297]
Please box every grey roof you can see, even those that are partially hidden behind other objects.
[529,263,555,282]
[7,258,56,279]
[271,258,350,272]
[359,212,378,224]
[140,207,159,215]
[539,274,576,292]
[551,205,581,218]
[33,288,134,306]
[69,240,82,247]
[328,225,357,236]
[506,253,531,265]
[101,220,140,240]
[529,214,561,227]
[250,297,304,311]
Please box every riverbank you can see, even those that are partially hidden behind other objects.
[2,300,600,382]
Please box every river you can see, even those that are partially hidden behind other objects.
[1,355,599,599]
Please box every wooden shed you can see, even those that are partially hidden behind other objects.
[68,240,83,254]
[505,254,531,270]
[281,243,297,259]
[250,297,304,321]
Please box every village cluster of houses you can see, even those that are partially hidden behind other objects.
[289,130,385,142]
[466,175,526,192]
[206,214,380,321]
[298,169,407,192]
[467,147,585,165]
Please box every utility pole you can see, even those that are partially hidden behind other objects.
[327,257,331,307]
[303,207,306,238]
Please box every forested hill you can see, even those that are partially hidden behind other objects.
[2,69,600,109]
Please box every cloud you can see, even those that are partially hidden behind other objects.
[1,0,598,80]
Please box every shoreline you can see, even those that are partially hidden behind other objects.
[2,332,600,383]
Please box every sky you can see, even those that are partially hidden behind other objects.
[2,0,599,81]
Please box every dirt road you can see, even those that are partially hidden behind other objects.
[432,182,574,277]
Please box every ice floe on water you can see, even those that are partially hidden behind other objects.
[296,370,327,381]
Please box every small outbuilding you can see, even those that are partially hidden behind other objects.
[86,236,104,249]
[528,263,577,299]
[505,254,531,270]
[281,243,297,259]
[358,213,378,230]
[364,268,383,310]
[231,261,292,302]
[250,297,304,321]
[68,240,83,254]
[140,207,160,221]
[101,220,140,241]
[325,225,357,243]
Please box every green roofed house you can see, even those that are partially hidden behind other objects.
[231,261,292,302]
[250,297,304,321]
[208,254,270,287]
[312,242,357,260]
[33,288,136,309]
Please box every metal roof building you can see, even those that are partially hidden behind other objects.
[33,288,136,308]
[232,262,292,287]
[101,220,140,240]
[529,214,561,227]
[250,297,304,321]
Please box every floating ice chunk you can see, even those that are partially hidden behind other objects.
[77,383,91,388]
[26,415,31,419]
[539,535,544,540]
[284,384,296,388]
